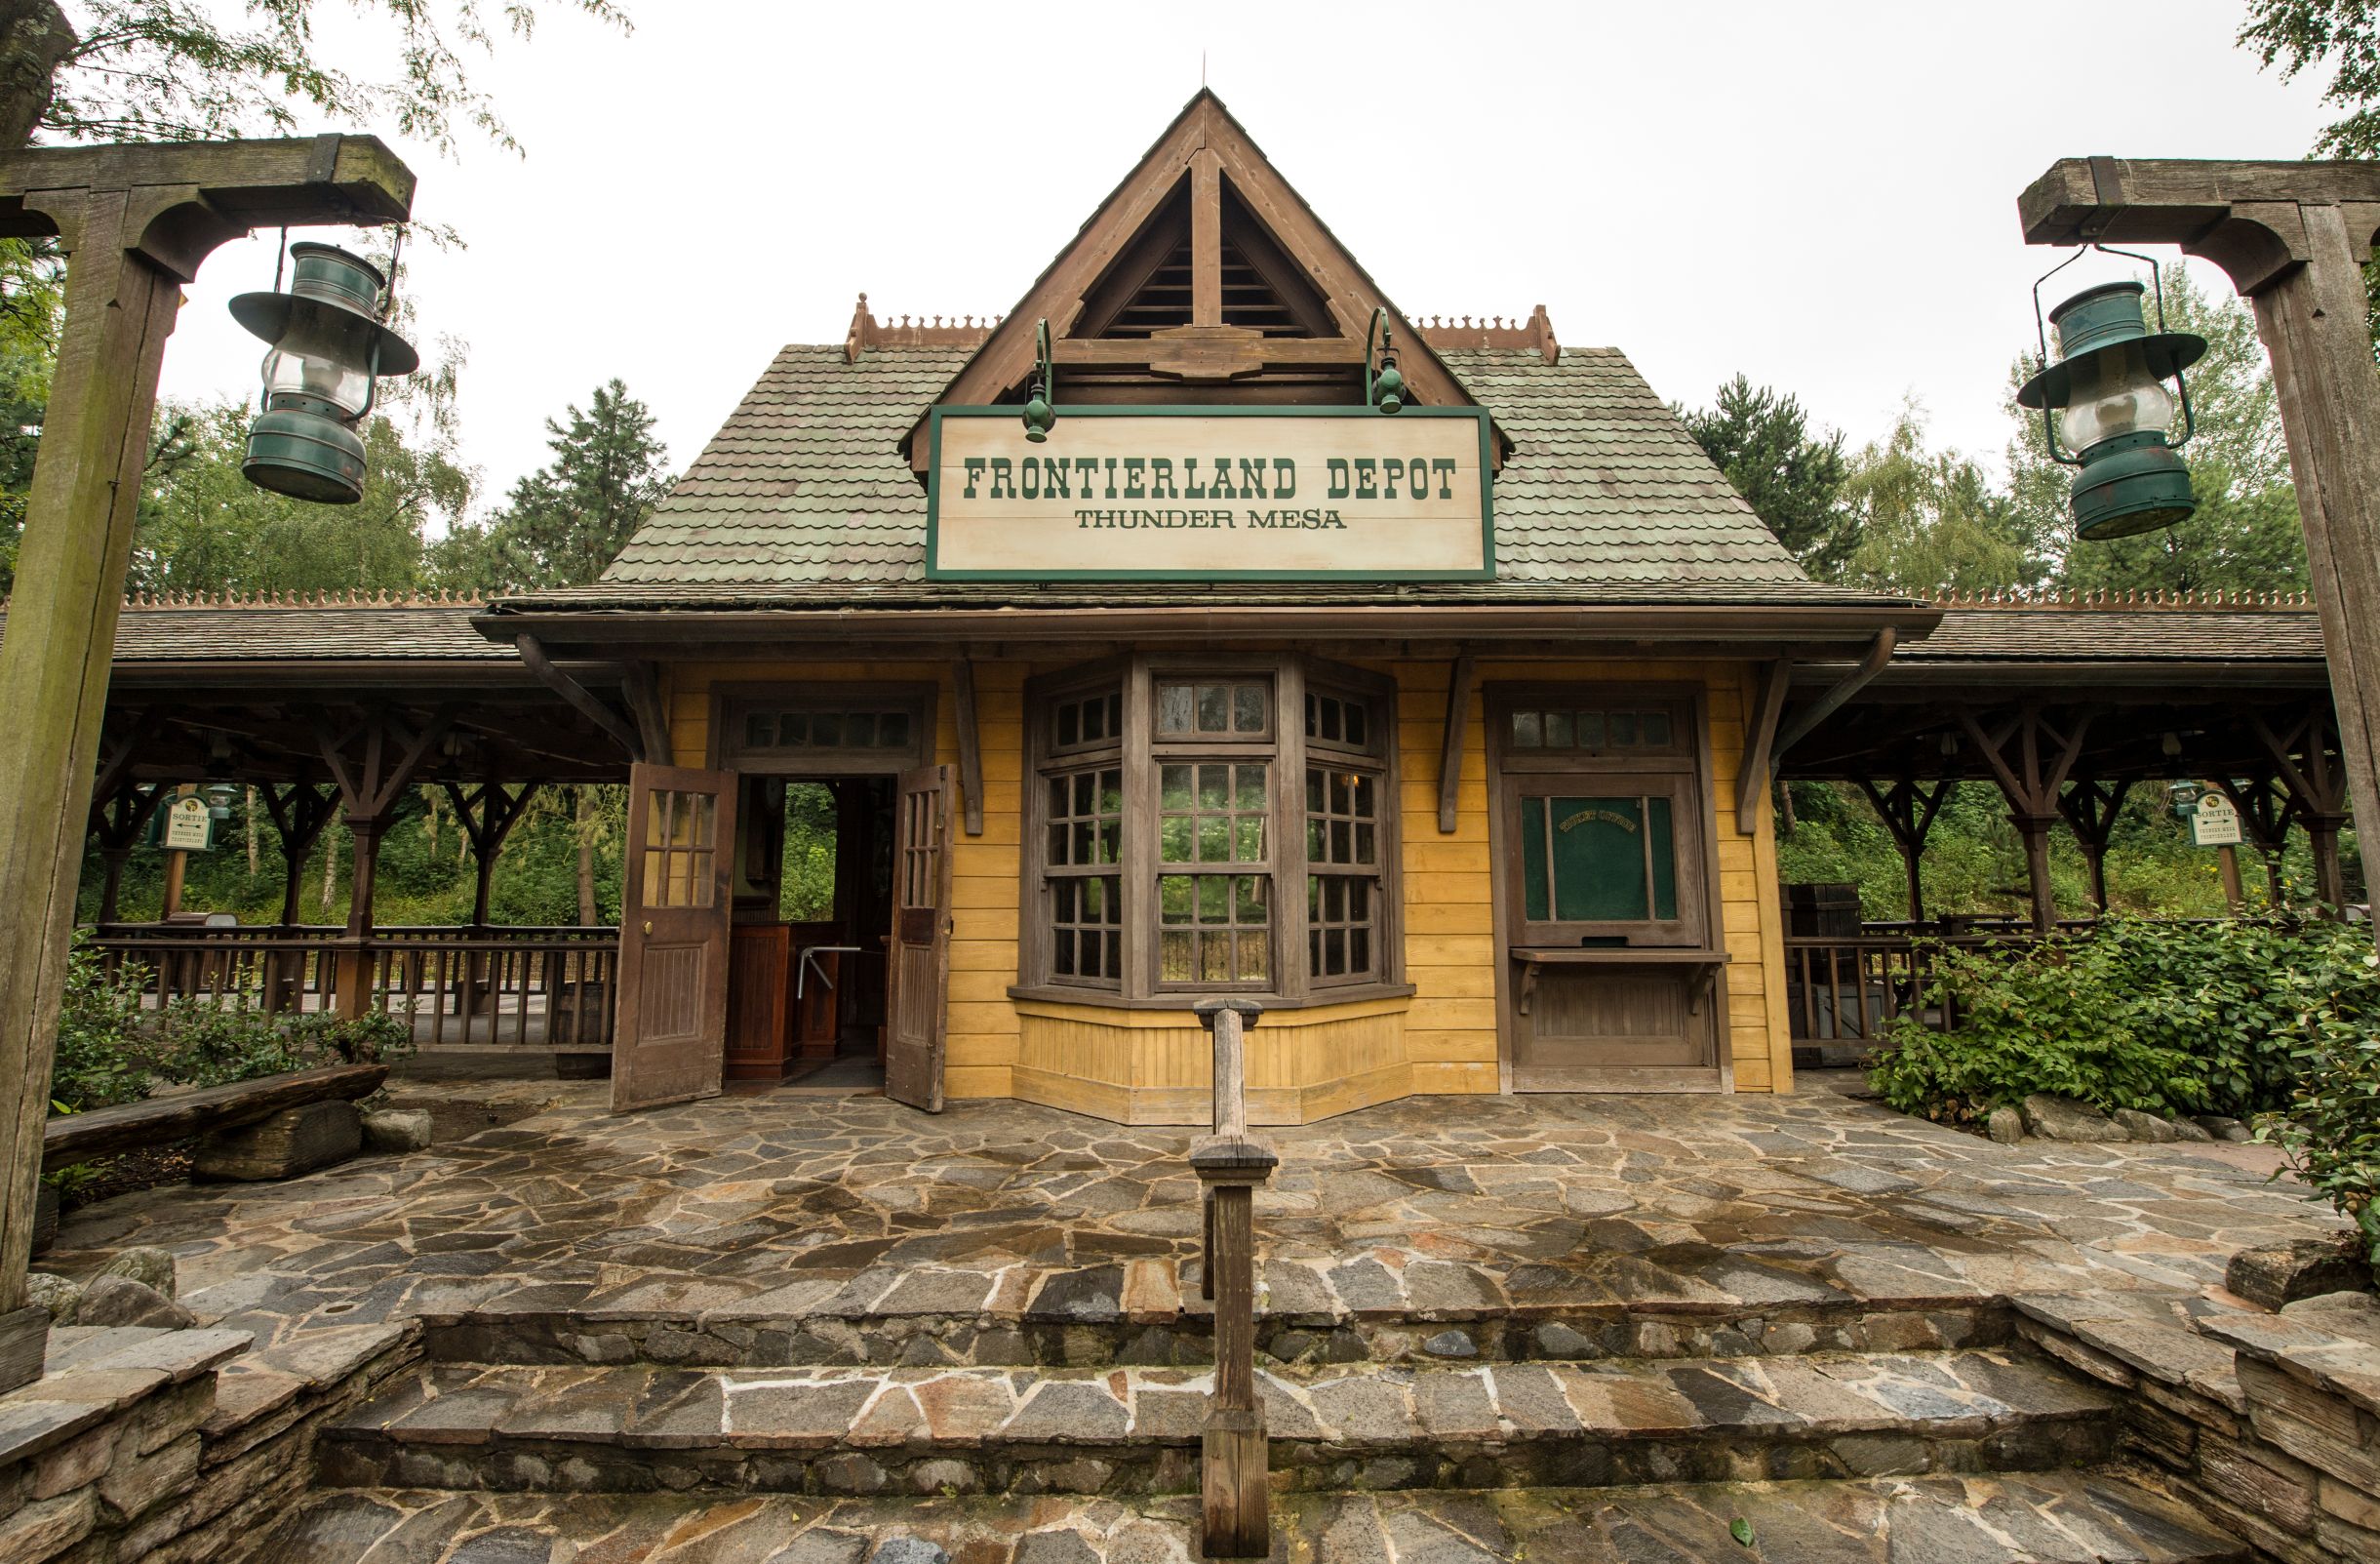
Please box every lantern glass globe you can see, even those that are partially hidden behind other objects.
[2056,339,2177,453]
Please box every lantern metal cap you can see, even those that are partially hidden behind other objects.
[2016,281,2204,411]
[228,241,418,378]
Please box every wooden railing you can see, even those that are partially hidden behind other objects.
[85,924,619,1047]
[1784,917,2222,1043]
[1190,997,1275,1559]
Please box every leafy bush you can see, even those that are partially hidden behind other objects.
[47,935,414,1109]
[2261,1019,2380,1286]
[1867,917,2380,1126]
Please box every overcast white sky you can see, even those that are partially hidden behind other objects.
[148,1,2338,524]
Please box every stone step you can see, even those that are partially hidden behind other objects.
[314,1347,2116,1498]
[257,1469,2256,1562]
[416,1261,2008,1370]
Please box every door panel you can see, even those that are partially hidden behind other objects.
[613,762,738,1113]
[884,764,953,1112]
[1497,761,1719,1086]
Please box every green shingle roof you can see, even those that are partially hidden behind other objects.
[531,342,1899,610]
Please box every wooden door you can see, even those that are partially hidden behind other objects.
[1499,772,1718,1086]
[612,763,739,1113]
[883,764,954,1112]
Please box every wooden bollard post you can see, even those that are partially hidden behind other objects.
[1192,998,1275,1559]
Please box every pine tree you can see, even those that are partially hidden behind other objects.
[458,380,670,592]
[1678,375,1855,580]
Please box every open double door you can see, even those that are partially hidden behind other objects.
[611,761,954,1113]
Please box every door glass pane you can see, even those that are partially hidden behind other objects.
[1548,796,1650,922]
[1521,795,1548,921]
[1648,796,1678,921]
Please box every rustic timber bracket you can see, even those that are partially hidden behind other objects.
[1737,632,1899,834]
[0,133,415,281]
[2018,157,2380,297]
[513,633,653,763]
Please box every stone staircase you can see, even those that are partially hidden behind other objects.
[243,1269,2264,1561]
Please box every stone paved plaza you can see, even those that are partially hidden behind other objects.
[29,1073,2350,1562]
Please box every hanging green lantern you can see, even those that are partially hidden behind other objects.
[2016,266,2206,541]
[229,241,417,504]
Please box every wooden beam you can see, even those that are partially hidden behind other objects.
[1190,148,1222,328]
[42,1063,387,1171]
[1772,631,1897,763]
[621,660,670,764]
[514,634,644,761]
[1435,654,1473,835]
[1734,660,1792,835]
[953,658,985,837]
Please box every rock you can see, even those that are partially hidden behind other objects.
[1986,1106,2025,1145]
[2021,1093,2123,1143]
[73,1275,195,1330]
[23,1271,81,1323]
[2228,1238,2369,1311]
[867,1540,950,1564]
[360,1108,433,1153]
[2112,1107,2179,1143]
[2169,1117,2215,1142]
[2281,1289,2380,1324]
[194,1100,360,1181]
[1422,1329,1478,1359]
[1013,1533,1100,1564]
[100,1245,178,1299]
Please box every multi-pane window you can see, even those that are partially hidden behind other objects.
[1306,766,1379,981]
[639,789,717,908]
[1157,679,1269,738]
[1507,704,1678,754]
[1046,766,1123,983]
[741,706,917,752]
[1158,761,1270,984]
[1025,659,1399,1000]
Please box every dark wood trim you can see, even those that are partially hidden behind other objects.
[1005,982,1415,1011]
[1437,654,1474,836]
[622,661,670,764]
[515,633,643,760]
[1735,660,1792,834]
[954,658,985,837]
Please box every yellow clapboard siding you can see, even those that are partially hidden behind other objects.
[1408,871,1491,905]
[1404,933,1496,966]
[1408,966,1498,998]
[944,1064,1012,1099]
[1402,902,1494,935]
[1408,996,1494,1030]
[1410,1061,1495,1095]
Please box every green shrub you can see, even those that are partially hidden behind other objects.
[2260,1021,2380,1285]
[1867,917,2380,1126]
[47,938,414,1107]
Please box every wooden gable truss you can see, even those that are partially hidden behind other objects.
[900,90,1501,471]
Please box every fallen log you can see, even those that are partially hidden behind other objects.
[42,1063,389,1171]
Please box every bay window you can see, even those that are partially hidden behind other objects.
[1019,655,1404,1004]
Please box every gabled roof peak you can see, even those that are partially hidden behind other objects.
[898,89,1498,465]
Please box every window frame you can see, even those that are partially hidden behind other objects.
[1015,653,1406,1007]
[710,682,939,776]
[1488,686,1716,951]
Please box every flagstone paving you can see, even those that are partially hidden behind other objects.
[264,1471,2258,1562]
[43,1075,2340,1347]
[36,1076,2347,1561]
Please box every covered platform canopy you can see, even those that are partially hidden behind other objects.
[1773,589,2349,924]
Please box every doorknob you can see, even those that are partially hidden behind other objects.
[642,920,653,935]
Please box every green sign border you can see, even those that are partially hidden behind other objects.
[924,404,1496,581]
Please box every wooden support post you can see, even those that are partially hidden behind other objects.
[2020,159,2380,945]
[2217,844,2247,914]
[88,779,166,924]
[1958,704,2092,933]
[2214,773,2299,906]
[158,783,194,916]
[1854,776,1953,924]
[0,137,411,1384]
[2055,777,2133,915]
[1190,997,1274,1560]
[1436,654,1473,835]
[2251,704,2353,913]
[258,782,338,927]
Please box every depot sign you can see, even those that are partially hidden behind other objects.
[925,407,1494,580]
